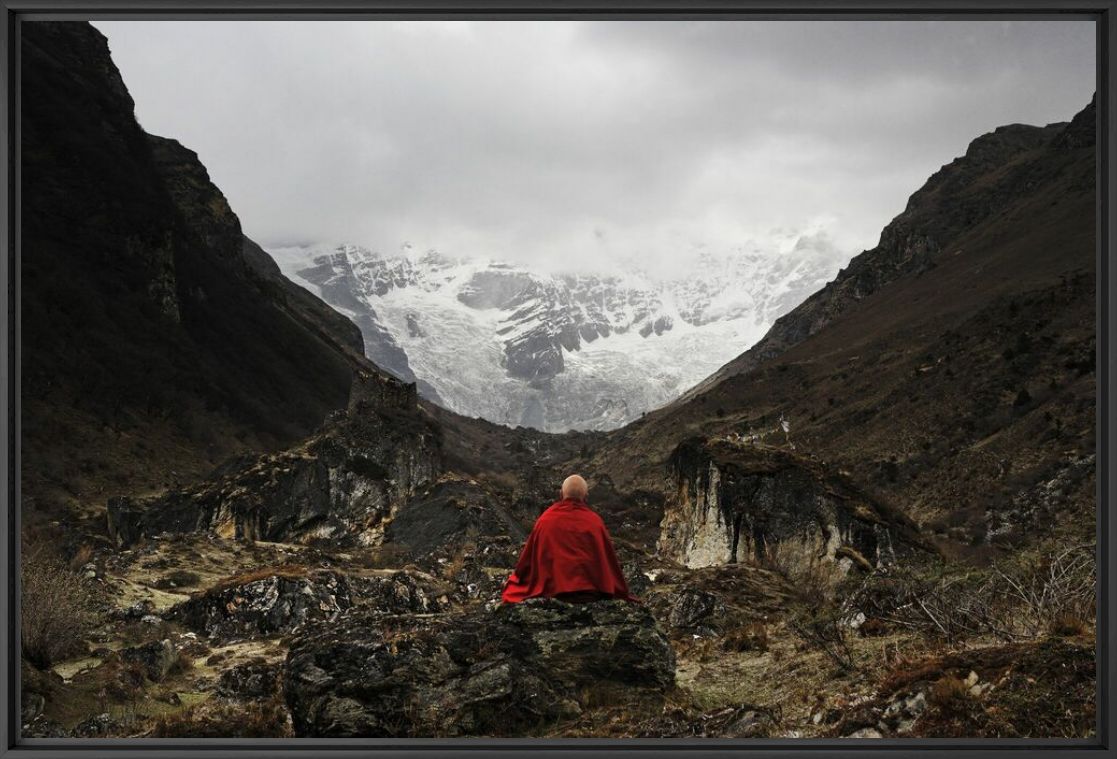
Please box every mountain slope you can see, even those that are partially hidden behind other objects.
[20,22,374,519]
[595,96,1096,558]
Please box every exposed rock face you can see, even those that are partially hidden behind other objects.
[107,372,440,547]
[659,437,924,569]
[285,599,675,737]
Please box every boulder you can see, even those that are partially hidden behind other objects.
[659,437,929,568]
[120,639,178,682]
[285,598,675,737]
[641,563,795,637]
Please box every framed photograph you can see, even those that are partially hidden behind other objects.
[2,1,1113,757]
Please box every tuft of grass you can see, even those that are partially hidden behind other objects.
[1048,613,1088,638]
[928,676,972,715]
[150,695,291,737]
[67,543,95,572]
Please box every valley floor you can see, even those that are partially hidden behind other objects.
[21,530,1096,740]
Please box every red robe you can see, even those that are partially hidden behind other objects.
[501,498,635,604]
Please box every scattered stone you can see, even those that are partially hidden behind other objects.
[70,713,118,737]
[116,600,156,620]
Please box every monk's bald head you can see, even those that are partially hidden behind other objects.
[561,474,588,501]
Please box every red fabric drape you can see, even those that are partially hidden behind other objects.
[501,498,635,603]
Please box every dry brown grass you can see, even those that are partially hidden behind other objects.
[206,564,310,593]
[928,676,972,715]
[1048,612,1089,638]
[67,543,95,572]
[150,695,291,737]
[724,622,769,653]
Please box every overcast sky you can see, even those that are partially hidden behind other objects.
[93,19,1095,277]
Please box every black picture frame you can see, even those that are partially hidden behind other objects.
[1,1,1113,757]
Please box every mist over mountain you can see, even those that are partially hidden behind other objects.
[270,240,848,431]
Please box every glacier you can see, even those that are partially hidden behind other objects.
[268,242,848,433]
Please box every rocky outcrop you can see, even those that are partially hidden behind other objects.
[284,599,675,737]
[107,372,440,547]
[384,475,524,573]
[659,437,925,568]
[639,563,796,637]
[168,569,356,643]
[166,567,450,644]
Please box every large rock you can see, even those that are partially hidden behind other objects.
[385,475,524,572]
[120,639,178,682]
[659,437,927,568]
[285,599,676,737]
[640,563,796,637]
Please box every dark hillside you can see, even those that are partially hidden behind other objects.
[20,22,371,521]
[596,96,1096,558]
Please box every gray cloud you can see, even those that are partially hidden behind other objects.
[92,19,1095,275]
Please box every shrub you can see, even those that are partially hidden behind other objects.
[21,542,102,668]
[842,543,1095,644]
[789,606,856,671]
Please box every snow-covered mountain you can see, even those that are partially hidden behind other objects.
[268,242,849,432]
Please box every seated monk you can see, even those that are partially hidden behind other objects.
[501,474,635,604]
